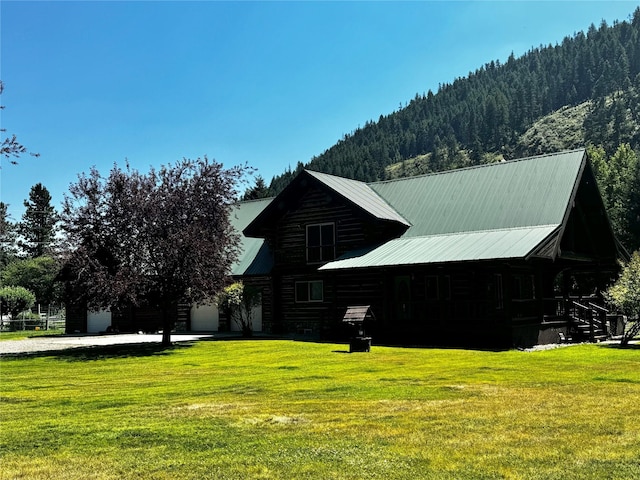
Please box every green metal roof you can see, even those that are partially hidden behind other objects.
[229,198,273,276]
[235,150,590,272]
[370,149,585,238]
[320,149,587,269]
[319,225,559,270]
[305,170,410,226]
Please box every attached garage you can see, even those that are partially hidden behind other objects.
[190,304,219,332]
[87,310,112,333]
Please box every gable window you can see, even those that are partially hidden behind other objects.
[295,280,324,303]
[306,223,335,263]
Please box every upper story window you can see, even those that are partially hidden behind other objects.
[306,223,335,263]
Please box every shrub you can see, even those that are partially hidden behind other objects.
[0,286,37,331]
[604,250,640,345]
[217,281,261,337]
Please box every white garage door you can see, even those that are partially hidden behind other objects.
[87,310,112,333]
[190,304,219,332]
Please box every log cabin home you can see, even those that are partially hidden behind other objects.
[237,148,626,348]
[67,149,626,347]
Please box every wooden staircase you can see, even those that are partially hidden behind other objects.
[567,300,610,343]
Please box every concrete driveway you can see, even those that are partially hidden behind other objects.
[0,333,216,355]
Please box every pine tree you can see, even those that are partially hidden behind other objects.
[242,175,271,200]
[18,183,58,258]
[0,202,17,268]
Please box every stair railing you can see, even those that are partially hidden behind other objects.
[588,302,609,337]
[571,301,595,342]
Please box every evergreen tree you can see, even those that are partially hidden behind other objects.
[590,144,640,252]
[242,175,271,200]
[0,202,17,268]
[18,183,58,258]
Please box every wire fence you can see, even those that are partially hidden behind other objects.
[0,307,66,332]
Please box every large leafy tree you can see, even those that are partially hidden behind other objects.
[1,256,62,307]
[0,285,35,321]
[18,183,59,258]
[61,157,250,346]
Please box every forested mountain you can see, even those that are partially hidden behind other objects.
[254,8,640,252]
[264,8,639,183]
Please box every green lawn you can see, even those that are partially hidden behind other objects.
[1,340,639,479]
[0,329,65,341]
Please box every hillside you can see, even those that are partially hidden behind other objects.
[264,7,639,193]
[253,7,640,253]
[385,90,640,179]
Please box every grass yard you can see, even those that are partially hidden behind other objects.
[0,329,65,341]
[1,340,639,479]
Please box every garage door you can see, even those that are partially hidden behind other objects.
[190,304,219,331]
[87,310,112,333]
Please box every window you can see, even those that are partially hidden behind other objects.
[295,280,323,303]
[306,223,335,263]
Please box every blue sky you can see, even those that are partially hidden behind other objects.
[1,1,637,219]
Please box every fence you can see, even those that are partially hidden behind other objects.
[0,311,66,332]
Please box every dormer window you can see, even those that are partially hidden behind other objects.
[306,223,335,263]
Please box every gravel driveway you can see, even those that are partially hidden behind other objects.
[0,333,215,355]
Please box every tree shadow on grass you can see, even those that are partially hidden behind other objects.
[0,341,195,361]
[598,342,640,350]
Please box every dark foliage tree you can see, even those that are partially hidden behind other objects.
[60,157,250,346]
[0,81,39,164]
[18,183,58,258]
